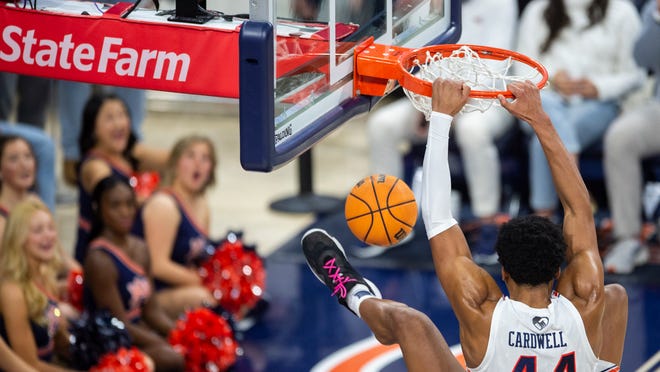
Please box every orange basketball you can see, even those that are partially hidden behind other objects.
[345,174,418,247]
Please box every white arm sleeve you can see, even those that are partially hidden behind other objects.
[421,112,458,239]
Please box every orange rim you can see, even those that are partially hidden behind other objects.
[397,44,548,99]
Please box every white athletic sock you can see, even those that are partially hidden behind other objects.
[347,283,379,318]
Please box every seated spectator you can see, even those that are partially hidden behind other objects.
[0,71,56,211]
[516,0,645,218]
[0,124,56,211]
[0,198,77,371]
[58,82,146,187]
[0,135,40,243]
[0,135,80,277]
[83,176,184,371]
[133,135,219,318]
[0,73,51,130]
[75,93,168,263]
[602,0,660,274]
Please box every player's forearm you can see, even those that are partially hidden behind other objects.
[421,112,458,239]
[531,115,595,256]
[533,118,591,211]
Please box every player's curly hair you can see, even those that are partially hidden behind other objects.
[495,215,566,286]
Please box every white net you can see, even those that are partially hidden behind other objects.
[403,45,544,119]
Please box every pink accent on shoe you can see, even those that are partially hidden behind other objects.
[323,258,357,298]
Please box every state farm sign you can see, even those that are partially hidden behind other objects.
[0,4,239,98]
[2,27,191,81]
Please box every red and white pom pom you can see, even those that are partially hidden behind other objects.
[90,347,150,372]
[169,308,238,372]
[199,238,266,318]
[66,269,84,312]
[129,171,160,200]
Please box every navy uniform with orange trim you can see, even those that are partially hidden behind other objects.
[82,238,151,323]
[132,189,212,289]
[0,288,61,361]
[75,152,132,263]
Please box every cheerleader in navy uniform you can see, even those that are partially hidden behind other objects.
[0,136,51,244]
[83,176,184,371]
[0,135,39,246]
[75,93,168,263]
[133,135,219,318]
[0,135,81,318]
[0,198,77,371]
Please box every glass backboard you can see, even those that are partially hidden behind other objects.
[239,0,461,171]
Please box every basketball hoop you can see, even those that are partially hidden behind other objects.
[353,38,548,117]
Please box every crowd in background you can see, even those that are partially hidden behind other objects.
[0,81,254,369]
[368,0,659,274]
[0,0,657,370]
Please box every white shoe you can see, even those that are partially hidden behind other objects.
[603,238,650,274]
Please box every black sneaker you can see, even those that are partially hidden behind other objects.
[301,228,381,314]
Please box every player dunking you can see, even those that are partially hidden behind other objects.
[302,79,628,371]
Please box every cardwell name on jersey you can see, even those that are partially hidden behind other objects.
[0,25,190,82]
[508,331,568,349]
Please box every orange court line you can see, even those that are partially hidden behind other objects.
[329,343,400,371]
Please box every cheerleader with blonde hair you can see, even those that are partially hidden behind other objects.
[0,197,78,371]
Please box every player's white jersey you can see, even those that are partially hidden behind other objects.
[468,291,619,372]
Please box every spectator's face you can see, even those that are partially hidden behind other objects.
[175,141,213,194]
[0,139,35,192]
[24,209,58,264]
[94,99,131,154]
[100,183,136,236]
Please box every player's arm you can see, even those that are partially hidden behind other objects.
[498,82,604,316]
[423,79,502,323]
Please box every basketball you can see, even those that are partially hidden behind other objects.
[345,174,418,247]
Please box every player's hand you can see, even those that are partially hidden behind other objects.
[498,81,548,125]
[431,78,470,116]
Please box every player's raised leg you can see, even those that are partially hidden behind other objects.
[301,229,464,372]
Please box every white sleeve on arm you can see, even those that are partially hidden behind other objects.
[421,111,458,239]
